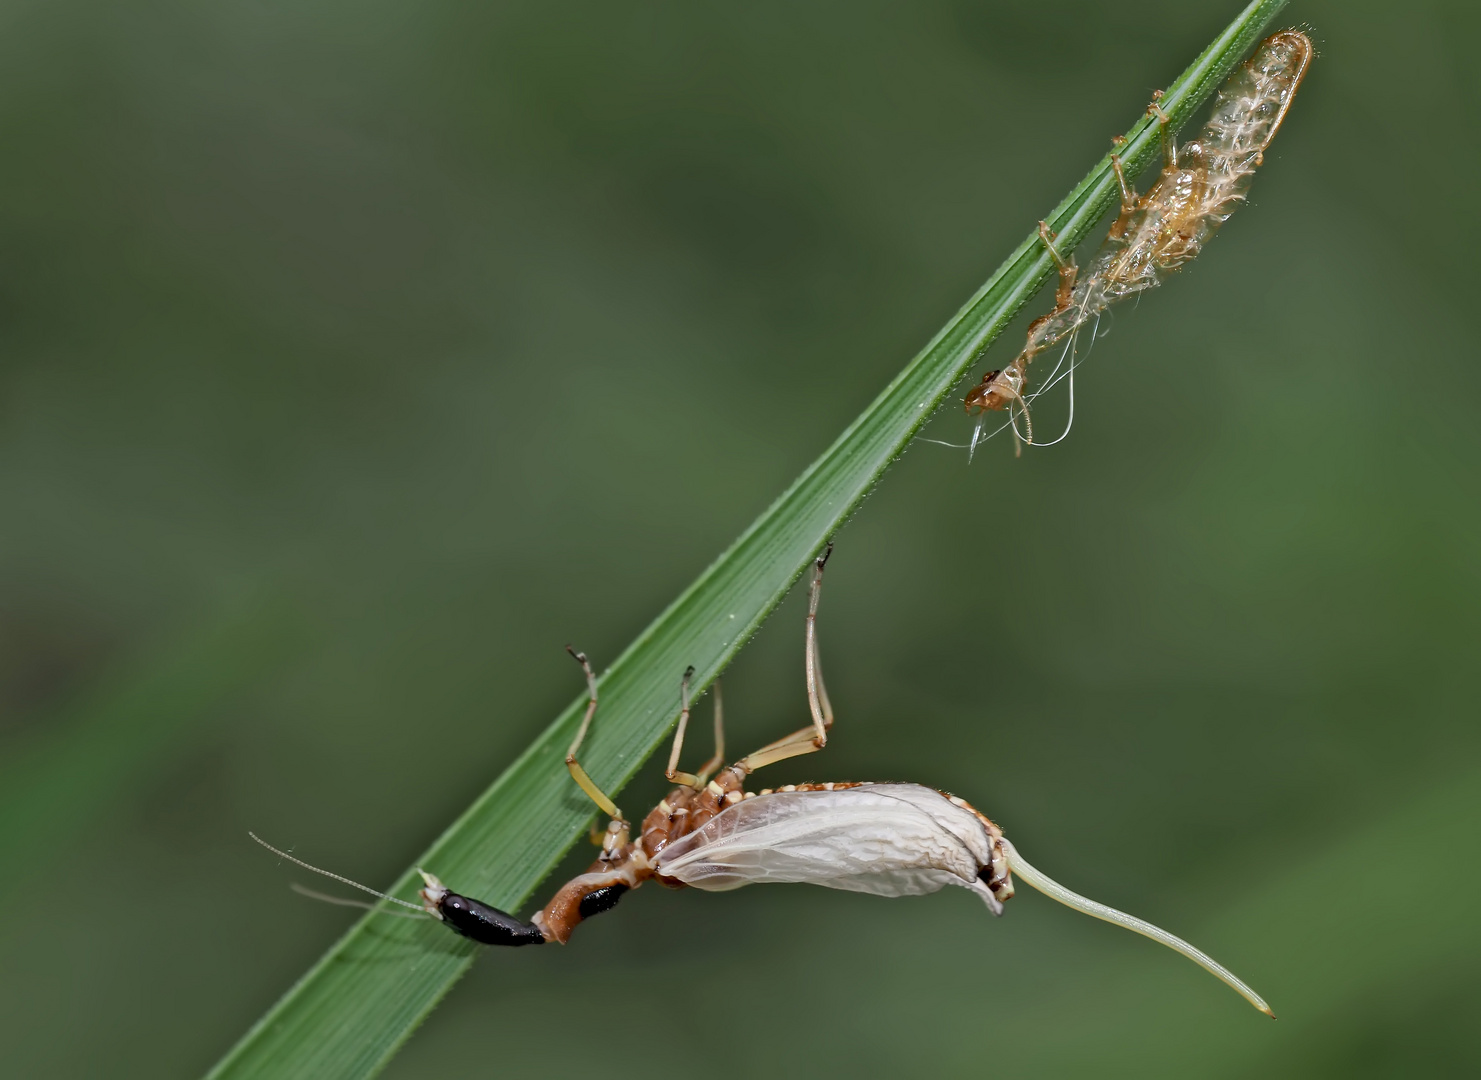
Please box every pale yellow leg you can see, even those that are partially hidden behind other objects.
[740,544,837,775]
[803,544,834,746]
[564,646,625,824]
[695,680,726,786]
[666,665,702,788]
[1110,153,1137,216]
[1148,97,1175,169]
[739,725,828,773]
[1037,220,1070,272]
[668,670,729,788]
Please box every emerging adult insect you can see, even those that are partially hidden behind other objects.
[254,545,1274,1016]
[964,30,1313,456]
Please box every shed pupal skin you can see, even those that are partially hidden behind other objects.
[964,31,1313,451]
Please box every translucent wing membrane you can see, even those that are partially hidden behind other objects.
[655,784,1003,910]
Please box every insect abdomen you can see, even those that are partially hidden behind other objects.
[1202,31,1312,164]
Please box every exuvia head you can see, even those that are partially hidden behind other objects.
[964,369,1005,413]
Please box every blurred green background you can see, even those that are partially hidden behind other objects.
[1,0,1477,1076]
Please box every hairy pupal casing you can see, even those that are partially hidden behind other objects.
[652,783,1014,914]
[1025,31,1313,351]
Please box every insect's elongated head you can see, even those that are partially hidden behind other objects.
[419,870,548,946]
[964,371,1001,412]
[965,368,1024,413]
[1000,838,1274,1017]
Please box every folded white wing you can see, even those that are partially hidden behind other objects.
[654,783,1000,909]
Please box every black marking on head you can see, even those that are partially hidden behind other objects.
[577,883,629,920]
[437,892,546,947]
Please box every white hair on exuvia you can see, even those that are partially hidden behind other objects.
[947,30,1311,464]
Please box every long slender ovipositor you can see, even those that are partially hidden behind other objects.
[965,30,1313,454]
[254,544,1275,1017]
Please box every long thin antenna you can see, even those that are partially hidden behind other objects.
[290,883,428,919]
[249,832,425,912]
[1002,839,1274,1017]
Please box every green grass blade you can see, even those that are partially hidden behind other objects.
[208,3,1288,1075]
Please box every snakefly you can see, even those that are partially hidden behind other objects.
[254,545,1274,1016]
